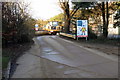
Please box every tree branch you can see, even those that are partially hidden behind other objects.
[70,6,80,17]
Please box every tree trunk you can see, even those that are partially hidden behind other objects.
[64,18,70,33]
[102,2,107,38]
[63,2,70,33]
[106,2,109,37]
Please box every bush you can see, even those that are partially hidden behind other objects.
[88,27,97,39]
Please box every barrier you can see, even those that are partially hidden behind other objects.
[59,32,76,39]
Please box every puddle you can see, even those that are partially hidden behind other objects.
[40,55,79,67]
[51,36,57,38]
[42,47,59,55]
[37,36,41,40]
[57,65,64,69]
[46,51,59,55]
[42,47,53,52]
[78,72,97,77]
[64,70,79,75]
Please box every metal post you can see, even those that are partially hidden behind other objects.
[86,37,87,41]
[77,37,78,41]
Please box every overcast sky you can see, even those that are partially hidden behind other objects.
[25,0,63,20]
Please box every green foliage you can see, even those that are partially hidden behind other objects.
[2,57,9,69]
[36,19,48,28]
[49,13,64,22]
[88,27,97,39]
[114,2,120,28]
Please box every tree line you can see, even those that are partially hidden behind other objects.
[55,1,120,38]
[2,2,36,47]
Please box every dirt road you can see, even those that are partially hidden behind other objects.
[12,35,118,78]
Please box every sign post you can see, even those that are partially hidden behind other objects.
[77,20,88,41]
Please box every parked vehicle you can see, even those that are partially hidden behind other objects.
[45,21,62,35]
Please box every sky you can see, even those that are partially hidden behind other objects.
[25,0,63,20]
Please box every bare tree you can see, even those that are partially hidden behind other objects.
[59,0,70,33]
[59,0,93,33]
[2,2,35,47]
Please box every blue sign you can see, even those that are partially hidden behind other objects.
[77,20,88,37]
[78,21,82,26]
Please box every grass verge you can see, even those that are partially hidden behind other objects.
[2,56,9,70]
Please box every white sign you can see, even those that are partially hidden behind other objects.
[35,24,39,27]
[77,20,88,37]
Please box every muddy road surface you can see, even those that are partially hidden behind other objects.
[12,35,118,78]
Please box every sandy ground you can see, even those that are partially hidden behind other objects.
[76,41,118,56]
